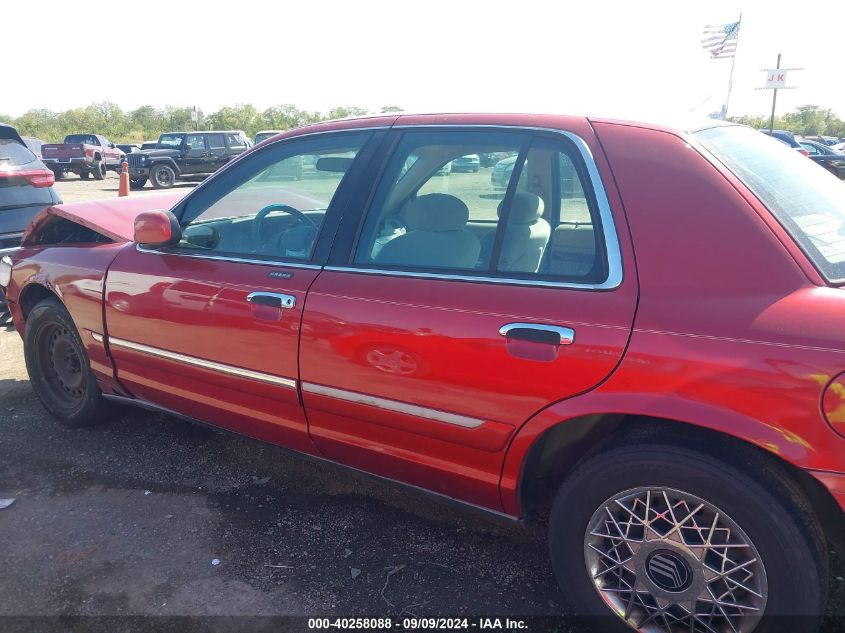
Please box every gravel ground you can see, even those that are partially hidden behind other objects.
[2,177,844,631]
[52,171,197,204]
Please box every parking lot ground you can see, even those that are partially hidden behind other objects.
[53,172,197,205]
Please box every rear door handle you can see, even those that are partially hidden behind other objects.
[246,292,296,309]
[499,323,575,346]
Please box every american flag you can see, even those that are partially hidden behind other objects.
[701,20,740,58]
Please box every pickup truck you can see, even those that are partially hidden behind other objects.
[41,134,125,181]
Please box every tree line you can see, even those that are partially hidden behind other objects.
[2,102,843,143]
[0,103,404,143]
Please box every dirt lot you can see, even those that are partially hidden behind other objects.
[53,171,197,205]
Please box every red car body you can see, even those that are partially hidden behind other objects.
[3,113,845,628]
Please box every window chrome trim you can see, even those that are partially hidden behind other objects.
[136,244,322,270]
[360,125,623,290]
[301,382,485,429]
[107,336,297,389]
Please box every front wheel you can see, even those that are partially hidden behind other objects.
[549,442,827,633]
[150,164,176,189]
[129,177,148,190]
[92,161,106,180]
[23,297,109,426]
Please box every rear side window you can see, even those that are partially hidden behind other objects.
[697,126,845,282]
[0,139,37,166]
[353,130,606,283]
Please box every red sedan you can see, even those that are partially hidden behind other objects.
[3,113,845,632]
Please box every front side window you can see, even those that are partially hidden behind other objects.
[227,132,246,149]
[697,125,845,282]
[353,130,606,282]
[176,133,368,261]
[186,134,206,151]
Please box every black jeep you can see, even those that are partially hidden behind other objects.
[127,131,251,189]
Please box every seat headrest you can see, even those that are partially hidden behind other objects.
[404,194,469,232]
[498,192,544,224]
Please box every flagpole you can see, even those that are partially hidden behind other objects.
[724,12,742,119]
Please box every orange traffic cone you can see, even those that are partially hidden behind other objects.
[118,160,130,197]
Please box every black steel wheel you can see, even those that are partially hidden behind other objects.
[150,164,176,189]
[24,297,109,426]
[130,177,148,190]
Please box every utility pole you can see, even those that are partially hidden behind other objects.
[768,53,781,134]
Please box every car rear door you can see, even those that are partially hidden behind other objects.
[298,122,637,509]
[103,129,384,453]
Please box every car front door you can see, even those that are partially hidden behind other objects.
[103,130,382,452]
[299,123,638,509]
[183,133,209,174]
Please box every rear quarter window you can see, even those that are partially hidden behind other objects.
[0,139,38,167]
[696,126,845,283]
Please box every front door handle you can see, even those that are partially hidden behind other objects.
[499,322,575,346]
[246,292,296,309]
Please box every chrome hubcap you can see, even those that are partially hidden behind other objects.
[584,487,767,632]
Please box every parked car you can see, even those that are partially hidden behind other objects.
[140,141,158,150]
[41,134,125,180]
[760,129,810,156]
[125,130,251,189]
[22,137,46,158]
[0,123,60,323]
[450,154,480,172]
[798,139,845,180]
[491,154,518,188]
[255,130,284,145]
[117,144,141,155]
[4,113,845,633]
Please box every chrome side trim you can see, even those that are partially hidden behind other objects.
[301,382,485,429]
[90,331,104,343]
[107,336,297,389]
[499,322,576,345]
[101,392,519,524]
[136,244,322,270]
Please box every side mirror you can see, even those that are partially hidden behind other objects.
[134,210,181,247]
[109,142,116,148]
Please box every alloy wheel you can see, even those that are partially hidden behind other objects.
[584,487,767,632]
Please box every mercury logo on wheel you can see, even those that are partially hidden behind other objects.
[646,550,692,592]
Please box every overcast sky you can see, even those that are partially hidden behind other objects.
[4,0,843,120]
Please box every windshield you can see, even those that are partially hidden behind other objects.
[157,134,185,148]
[697,125,845,282]
[65,134,98,145]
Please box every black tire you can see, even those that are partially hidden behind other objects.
[548,441,827,633]
[150,164,176,189]
[92,161,106,180]
[78,169,90,180]
[23,297,109,427]
[129,177,148,190]
[51,168,63,181]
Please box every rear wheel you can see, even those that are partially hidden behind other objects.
[150,164,176,189]
[51,168,63,181]
[548,442,827,633]
[23,297,109,427]
[129,177,148,190]
[92,161,106,180]
[78,169,90,180]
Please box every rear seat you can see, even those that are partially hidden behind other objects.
[547,223,596,277]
